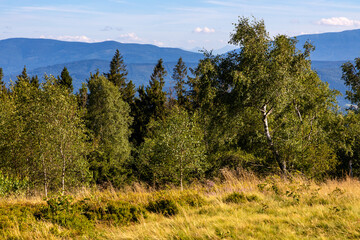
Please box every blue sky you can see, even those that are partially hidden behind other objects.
[1,0,360,51]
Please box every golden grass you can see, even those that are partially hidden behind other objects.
[1,170,360,239]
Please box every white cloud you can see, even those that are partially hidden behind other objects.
[193,27,215,33]
[119,32,142,42]
[317,17,360,26]
[39,35,94,42]
[153,40,164,47]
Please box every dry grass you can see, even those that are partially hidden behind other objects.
[1,170,360,239]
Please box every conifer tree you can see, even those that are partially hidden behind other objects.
[132,59,167,145]
[123,80,136,105]
[105,50,136,106]
[172,57,189,107]
[77,82,88,109]
[15,66,30,86]
[30,75,40,89]
[105,49,128,89]
[57,67,73,92]
[147,58,167,120]
[0,68,3,85]
[0,68,6,93]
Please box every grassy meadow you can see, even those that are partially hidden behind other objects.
[1,170,360,239]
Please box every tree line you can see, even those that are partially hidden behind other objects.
[0,17,360,196]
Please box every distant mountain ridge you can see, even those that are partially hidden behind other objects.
[296,29,360,61]
[1,29,360,106]
[0,38,203,74]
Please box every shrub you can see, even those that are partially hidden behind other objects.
[77,199,146,225]
[179,193,206,207]
[34,195,93,232]
[146,197,179,217]
[224,192,247,204]
[246,194,261,202]
[34,195,146,232]
[0,172,29,196]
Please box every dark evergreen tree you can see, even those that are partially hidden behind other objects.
[123,80,136,106]
[172,57,189,108]
[30,75,40,89]
[15,66,30,86]
[147,58,167,121]
[0,68,3,85]
[105,49,137,106]
[0,68,6,93]
[105,49,128,89]
[77,82,88,109]
[57,67,73,92]
[132,59,167,145]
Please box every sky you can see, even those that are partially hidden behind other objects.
[1,0,360,51]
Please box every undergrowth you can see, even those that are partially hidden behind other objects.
[0,170,360,239]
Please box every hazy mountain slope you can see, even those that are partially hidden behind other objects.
[296,29,360,61]
[311,60,348,106]
[0,38,203,74]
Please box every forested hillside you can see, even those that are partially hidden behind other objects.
[0,17,360,197]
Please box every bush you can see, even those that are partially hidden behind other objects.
[246,194,261,202]
[0,172,29,196]
[77,199,146,225]
[178,193,206,207]
[34,195,93,232]
[34,195,146,232]
[224,192,247,204]
[146,197,179,217]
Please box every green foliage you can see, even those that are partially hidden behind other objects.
[87,75,132,186]
[172,57,189,108]
[76,82,88,109]
[30,75,40,88]
[146,197,179,217]
[0,172,29,196]
[179,193,206,207]
[123,79,136,105]
[57,67,73,92]
[34,195,146,232]
[227,17,338,174]
[34,195,93,233]
[224,192,247,204]
[105,49,128,89]
[0,68,4,86]
[342,58,360,109]
[187,17,339,177]
[15,66,30,86]
[0,76,89,195]
[138,107,206,188]
[78,199,146,225]
[0,16,358,194]
[132,59,167,145]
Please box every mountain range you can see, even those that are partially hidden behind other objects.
[1,29,359,106]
